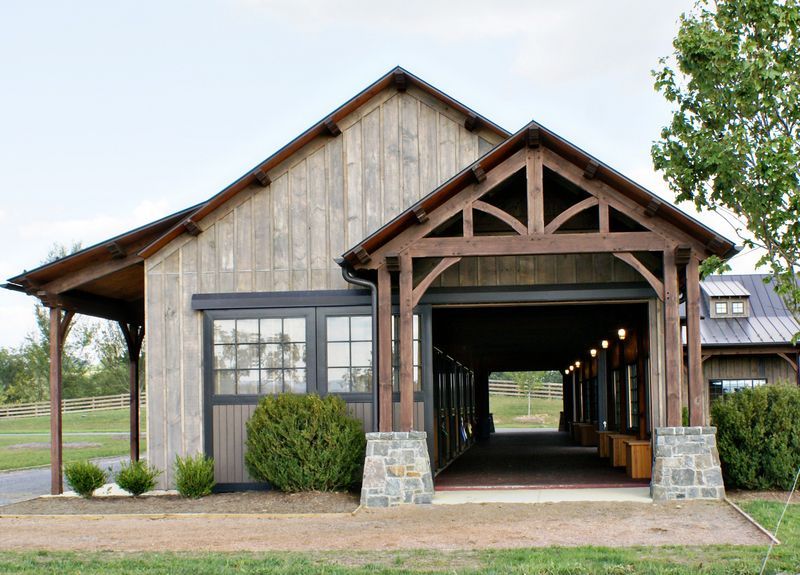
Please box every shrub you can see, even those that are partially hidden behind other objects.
[712,383,800,490]
[175,454,215,498]
[115,460,161,496]
[245,393,366,492]
[64,460,107,498]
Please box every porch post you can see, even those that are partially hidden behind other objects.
[398,252,414,431]
[49,307,73,495]
[597,349,608,430]
[377,263,393,432]
[119,322,144,461]
[663,248,683,426]
[685,255,705,425]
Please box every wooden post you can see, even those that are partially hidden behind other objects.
[526,147,544,234]
[398,252,414,432]
[49,307,74,495]
[663,248,683,426]
[119,322,144,461]
[377,263,393,432]
[619,339,629,431]
[685,256,704,426]
[597,349,608,430]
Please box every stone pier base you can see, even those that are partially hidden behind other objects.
[360,431,434,508]
[651,426,725,501]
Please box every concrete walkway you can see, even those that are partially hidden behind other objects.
[0,456,125,506]
[433,486,652,505]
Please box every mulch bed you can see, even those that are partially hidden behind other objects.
[0,490,360,515]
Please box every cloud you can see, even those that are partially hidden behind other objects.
[17,198,172,247]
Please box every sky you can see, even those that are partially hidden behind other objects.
[0,0,763,349]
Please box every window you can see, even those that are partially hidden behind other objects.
[709,378,766,402]
[731,301,745,315]
[391,314,422,392]
[212,317,307,395]
[714,301,728,316]
[627,363,639,430]
[326,315,372,393]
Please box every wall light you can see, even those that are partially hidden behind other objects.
[575,360,581,368]
[590,348,597,358]
[617,328,627,341]
[564,369,570,375]
[601,340,609,349]
[569,365,574,372]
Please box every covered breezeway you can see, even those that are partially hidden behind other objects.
[427,299,653,489]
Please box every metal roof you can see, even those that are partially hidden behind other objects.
[701,280,750,298]
[698,274,799,346]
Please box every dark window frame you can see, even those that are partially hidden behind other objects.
[315,305,374,402]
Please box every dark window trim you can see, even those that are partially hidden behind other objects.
[193,289,371,310]
[316,306,374,399]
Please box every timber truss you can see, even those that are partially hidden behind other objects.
[349,127,718,434]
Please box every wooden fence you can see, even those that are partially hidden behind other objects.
[0,392,147,419]
[488,379,563,400]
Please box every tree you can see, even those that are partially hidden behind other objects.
[652,0,800,339]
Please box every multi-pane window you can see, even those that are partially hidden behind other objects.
[326,315,373,393]
[392,315,422,392]
[212,317,307,395]
[709,378,766,402]
[714,301,728,315]
[731,301,745,315]
[627,363,639,429]
[612,370,621,429]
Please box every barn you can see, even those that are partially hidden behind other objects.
[10,67,795,505]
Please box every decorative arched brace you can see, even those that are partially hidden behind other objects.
[612,252,665,301]
[412,257,462,307]
[471,201,527,235]
[543,197,599,234]
[777,352,798,372]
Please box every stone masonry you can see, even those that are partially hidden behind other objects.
[651,426,725,501]
[360,431,434,508]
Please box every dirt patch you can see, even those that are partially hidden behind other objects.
[7,442,102,450]
[0,490,359,515]
[727,490,800,504]
[0,500,770,552]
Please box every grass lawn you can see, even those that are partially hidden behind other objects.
[0,408,146,434]
[490,395,561,428]
[3,502,792,574]
[0,409,146,471]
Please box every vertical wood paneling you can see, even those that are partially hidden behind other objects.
[235,199,254,292]
[308,148,328,290]
[383,95,402,221]
[290,160,309,290]
[253,187,272,290]
[145,267,166,485]
[198,224,217,294]
[272,174,290,291]
[419,103,438,195]
[164,269,183,486]
[327,137,346,289]
[400,95,420,208]
[458,130,478,170]
[344,124,364,248]
[438,115,457,186]
[180,241,202,456]
[217,212,235,293]
[497,256,516,285]
[363,108,383,235]
[213,407,222,482]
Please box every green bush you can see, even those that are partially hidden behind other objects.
[245,393,366,492]
[115,460,161,496]
[712,383,800,490]
[175,454,215,498]
[64,460,107,498]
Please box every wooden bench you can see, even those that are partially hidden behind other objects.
[597,431,615,458]
[578,423,598,447]
[608,433,637,467]
[625,439,652,479]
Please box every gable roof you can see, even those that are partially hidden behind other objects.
[699,274,799,346]
[138,66,510,259]
[341,121,738,266]
[701,280,750,298]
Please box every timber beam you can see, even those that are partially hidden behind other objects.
[464,113,481,132]
[583,160,599,180]
[323,117,341,137]
[407,232,666,258]
[49,307,74,495]
[183,218,202,237]
[413,207,429,223]
[471,165,486,183]
[393,69,407,92]
[354,246,371,265]
[253,169,271,187]
[106,242,126,259]
[119,322,145,462]
[39,253,143,295]
[37,291,142,324]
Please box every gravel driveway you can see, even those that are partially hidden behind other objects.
[0,500,769,551]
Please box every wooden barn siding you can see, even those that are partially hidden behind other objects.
[211,401,410,485]
[431,253,642,288]
[145,87,502,487]
[703,355,795,385]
